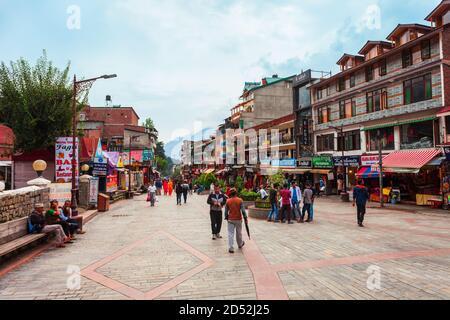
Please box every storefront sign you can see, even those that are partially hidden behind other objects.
[301,118,310,146]
[333,156,360,167]
[298,159,312,168]
[49,183,72,204]
[312,156,333,168]
[89,177,99,205]
[92,157,108,176]
[361,155,383,166]
[143,150,153,162]
[55,137,79,183]
[272,159,296,168]
[106,175,118,193]
[130,150,143,163]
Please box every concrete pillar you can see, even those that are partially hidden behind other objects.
[360,130,367,153]
[78,174,92,209]
[394,126,401,151]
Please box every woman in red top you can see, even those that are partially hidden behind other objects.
[279,184,293,224]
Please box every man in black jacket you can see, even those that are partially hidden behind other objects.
[207,185,227,240]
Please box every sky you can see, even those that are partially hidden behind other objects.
[0,0,442,157]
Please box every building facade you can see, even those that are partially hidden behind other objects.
[310,1,450,202]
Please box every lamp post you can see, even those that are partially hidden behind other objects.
[128,135,141,199]
[71,74,117,216]
[27,160,51,187]
[377,129,384,208]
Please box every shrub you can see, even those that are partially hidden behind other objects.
[239,190,260,201]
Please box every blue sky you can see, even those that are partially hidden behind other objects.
[0,0,442,153]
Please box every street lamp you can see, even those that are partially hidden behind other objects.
[127,135,141,199]
[71,74,117,216]
[32,160,48,178]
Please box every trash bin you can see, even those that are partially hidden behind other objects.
[98,193,110,212]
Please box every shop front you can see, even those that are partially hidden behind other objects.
[311,156,333,195]
[373,149,443,206]
[332,156,361,192]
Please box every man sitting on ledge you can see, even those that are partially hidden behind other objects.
[29,203,70,248]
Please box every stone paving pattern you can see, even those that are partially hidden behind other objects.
[1,194,450,300]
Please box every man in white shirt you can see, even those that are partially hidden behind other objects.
[258,186,268,200]
[290,182,302,222]
[148,182,157,206]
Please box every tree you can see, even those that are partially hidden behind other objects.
[155,156,168,173]
[0,51,81,152]
[268,169,286,187]
[142,117,155,131]
[155,141,166,159]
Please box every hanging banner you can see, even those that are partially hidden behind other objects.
[106,175,118,193]
[55,137,79,183]
[130,150,143,163]
[121,152,130,166]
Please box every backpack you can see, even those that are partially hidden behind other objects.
[27,217,39,234]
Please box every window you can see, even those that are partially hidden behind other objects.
[317,107,330,124]
[402,49,412,68]
[351,99,357,117]
[404,74,432,105]
[337,130,361,151]
[379,59,387,76]
[400,120,434,150]
[421,40,431,60]
[367,127,395,151]
[337,78,346,92]
[350,74,356,88]
[326,86,330,96]
[316,89,323,101]
[339,101,346,119]
[339,99,356,119]
[365,65,374,82]
[367,88,387,113]
[317,134,335,152]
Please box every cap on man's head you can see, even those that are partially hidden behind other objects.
[35,203,44,208]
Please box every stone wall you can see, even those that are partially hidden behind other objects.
[0,186,49,223]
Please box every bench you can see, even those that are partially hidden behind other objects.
[0,217,47,259]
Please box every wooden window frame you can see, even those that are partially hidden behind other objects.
[421,39,431,60]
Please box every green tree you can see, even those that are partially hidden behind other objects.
[155,156,168,172]
[142,117,155,131]
[0,51,81,152]
[155,141,166,159]
[268,169,285,187]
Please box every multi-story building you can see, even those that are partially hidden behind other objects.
[230,75,294,130]
[310,1,450,202]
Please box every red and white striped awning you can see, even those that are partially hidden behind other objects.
[381,149,442,169]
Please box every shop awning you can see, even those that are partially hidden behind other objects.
[381,149,441,170]
[215,169,226,175]
[204,169,215,174]
[282,168,311,174]
[357,166,382,178]
[425,157,446,166]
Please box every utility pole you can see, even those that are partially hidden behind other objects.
[377,129,384,208]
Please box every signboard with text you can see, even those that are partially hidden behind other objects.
[55,137,79,183]
[361,155,384,166]
[49,183,72,204]
[332,156,361,167]
[312,156,333,168]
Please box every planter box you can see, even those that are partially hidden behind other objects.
[242,201,255,209]
[248,205,270,220]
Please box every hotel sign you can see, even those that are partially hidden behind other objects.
[293,70,312,86]
[333,156,360,167]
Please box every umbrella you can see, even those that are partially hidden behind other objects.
[244,219,251,240]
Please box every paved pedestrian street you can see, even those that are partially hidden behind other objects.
[1,194,450,300]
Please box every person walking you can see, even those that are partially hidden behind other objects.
[224,189,248,254]
[258,185,268,200]
[148,181,157,207]
[207,186,227,240]
[175,181,183,205]
[301,183,314,223]
[155,178,163,196]
[163,179,169,196]
[168,180,174,197]
[290,182,302,222]
[267,184,279,222]
[182,180,190,204]
[353,180,370,227]
[279,184,293,224]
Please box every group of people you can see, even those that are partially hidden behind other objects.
[262,182,315,224]
[207,186,248,254]
[28,200,85,248]
[147,179,193,206]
